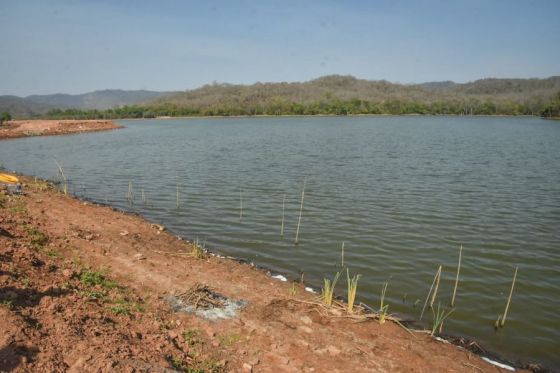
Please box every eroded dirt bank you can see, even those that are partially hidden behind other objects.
[0,120,122,140]
[0,177,523,372]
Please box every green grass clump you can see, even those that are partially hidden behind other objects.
[183,329,202,346]
[346,268,361,314]
[431,302,454,336]
[288,282,298,297]
[79,269,117,289]
[108,298,144,316]
[321,270,342,307]
[10,198,26,214]
[379,281,389,324]
[24,225,48,249]
[217,332,241,347]
[191,238,206,259]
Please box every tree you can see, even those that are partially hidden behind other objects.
[0,111,11,125]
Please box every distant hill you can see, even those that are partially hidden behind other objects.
[2,76,559,118]
[141,75,560,116]
[0,90,176,118]
[0,95,54,118]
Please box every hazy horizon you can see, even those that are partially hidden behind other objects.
[1,0,559,96]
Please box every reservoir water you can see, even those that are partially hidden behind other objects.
[1,116,559,368]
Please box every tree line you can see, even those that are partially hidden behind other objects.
[44,95,560,120]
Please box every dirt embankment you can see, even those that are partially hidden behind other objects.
[0,120,122,140]
[0,178,526,372]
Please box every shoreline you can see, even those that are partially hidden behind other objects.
[0,173,540,372]
[134,113,542,121]
[0,119,122,140]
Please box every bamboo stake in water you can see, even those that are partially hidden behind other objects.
[141,189,145,203]
[280,194,286,237]
[294,178,306,245]
[54,159,68,195]
[176,183,179,208]
[430,265,442,309]
[451,244,462,307]
[127,181,133,205]
[239,186,243,221]
[420,265,442,320]
[341,241,345,267]
[500,266,518,327]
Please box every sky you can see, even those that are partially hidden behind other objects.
[1,0,559,96]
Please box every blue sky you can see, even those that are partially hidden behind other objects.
[1,0,559,95]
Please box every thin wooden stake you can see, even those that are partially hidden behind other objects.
[451,244,462,307]
[500,266,518,327]
[420,265,442,320]
[239,186,243,221]
[280,194,286,237]
[294,178,306,245]
[176,183,179,208]
[341,241,345,267]
[430,265,442,309]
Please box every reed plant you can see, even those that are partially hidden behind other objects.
[379,281,389,324]
[431,302,454,336]
[321,270,341,307]
[191,238,206,259]
[346,268,361,314]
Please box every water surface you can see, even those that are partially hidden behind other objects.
[1,116,559,368]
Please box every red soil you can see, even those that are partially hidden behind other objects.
[0,120,121,140]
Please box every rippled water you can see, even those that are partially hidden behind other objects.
[1,116,559,368]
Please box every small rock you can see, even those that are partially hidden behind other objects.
[300,316,312,325]
[133,253,145,261]
[62,269,75,279]
[297,326,313,334]
[242,363,252,372]
[296,339,309,348]
[327,345,341,356]
[120,230,129,236]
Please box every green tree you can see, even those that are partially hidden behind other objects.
[0,111,11,124]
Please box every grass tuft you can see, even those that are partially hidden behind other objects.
[321,270,341,307]
[346,268,361,314]
[431,302,454,336]
[379,281,389,324]
[79,269,117,289]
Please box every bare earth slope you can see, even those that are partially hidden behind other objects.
[0,179,520,372]
[0,120,121,140]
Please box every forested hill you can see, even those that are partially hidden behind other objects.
[137,75,560,117]
[6,75,560,119]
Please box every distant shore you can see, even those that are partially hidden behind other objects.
[130,113,542,120]
[0,119,122,140]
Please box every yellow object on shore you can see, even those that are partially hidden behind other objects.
[0,173,19,184]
